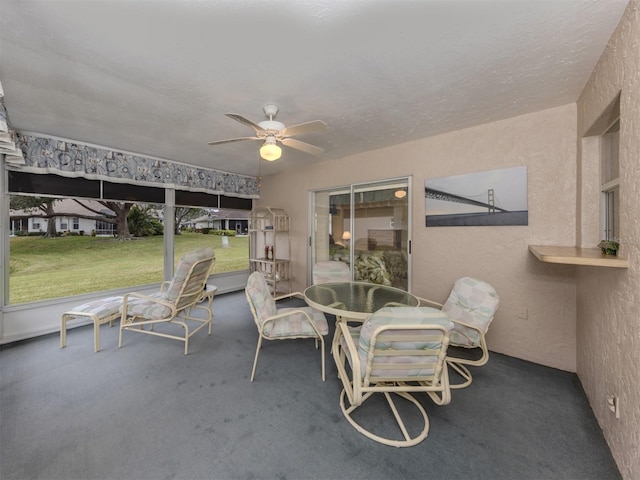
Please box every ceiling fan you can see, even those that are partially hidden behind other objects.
[208,104,327,161]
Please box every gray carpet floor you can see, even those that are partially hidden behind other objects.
[0,290,621,480]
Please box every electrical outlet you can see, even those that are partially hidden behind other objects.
[607,395,620,419]
[517,307,528,320]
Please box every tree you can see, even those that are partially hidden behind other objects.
[128,204,163,237]
[73,199,133,239]
[9,196,59,238]
[174,207,204,234]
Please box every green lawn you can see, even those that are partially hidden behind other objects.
[9,233,248,304]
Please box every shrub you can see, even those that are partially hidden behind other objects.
[209,229,236,237]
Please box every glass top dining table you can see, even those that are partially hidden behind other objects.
[303,281,419,320]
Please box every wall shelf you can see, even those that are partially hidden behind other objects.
[528,245,628,268]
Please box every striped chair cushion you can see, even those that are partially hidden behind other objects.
[441,277,499,347]
[121,292,172,320]
[67,296,123,319]
[266,307,329,338]
[245,272,277,323]
[353,306,453,379]
[165,247,215,302]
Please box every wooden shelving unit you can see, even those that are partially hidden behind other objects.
[249,207,291,294]
[528,245,628,268]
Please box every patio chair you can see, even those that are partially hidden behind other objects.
[119,247,216,355]
[419,276,500,389]
[312,260,350,284]
[333,306,453,447]
[245,271,329,382]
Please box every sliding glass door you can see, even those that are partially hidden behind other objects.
[310,177,411,290]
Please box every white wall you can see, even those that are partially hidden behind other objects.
[21,216,97,234]
[256,6,640,476]
[258,103,579,372]
[576,1,640,478]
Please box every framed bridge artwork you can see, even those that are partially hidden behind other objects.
[425,166,528,227]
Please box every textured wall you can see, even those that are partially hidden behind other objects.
[258,103,578,372]
[576,1,640,478]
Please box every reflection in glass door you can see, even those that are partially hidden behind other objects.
[310,177,410,290]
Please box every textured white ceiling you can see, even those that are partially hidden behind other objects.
[0,0,630,178]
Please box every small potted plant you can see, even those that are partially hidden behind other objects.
[598,239,620,256]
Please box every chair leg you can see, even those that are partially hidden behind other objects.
[182,323,190,355]
[331,315,347,355]
[60,315,68,348]
[93,319,100,353]
[447,360,473,389]
[250,336,263,382]
[339,389,430,447]
[118,323,124,348]
[319,336,325,382]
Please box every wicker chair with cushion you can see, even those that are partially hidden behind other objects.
[245,271,329,382]
[419,276,500,389]
[333,306,453,447]
[119,247,215,355]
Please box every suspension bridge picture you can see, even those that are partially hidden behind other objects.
[425,166,528,227]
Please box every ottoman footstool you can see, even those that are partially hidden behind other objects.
[60,296,124,352]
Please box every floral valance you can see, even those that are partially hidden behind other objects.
[8,132,259,198]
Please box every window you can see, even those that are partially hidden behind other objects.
[95,219,115,236]
[7,173,251,305]
[601,118,620,241]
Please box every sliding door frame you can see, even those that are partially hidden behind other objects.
[308,176,412,291]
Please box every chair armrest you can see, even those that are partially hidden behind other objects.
[448,317,489,336]
[261,308,325,338]
[416,296,444,308]
[274,291,304,301]
[122,292,176,316]
[337,321,362,378]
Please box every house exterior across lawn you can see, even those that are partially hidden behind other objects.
[9,198,116,236]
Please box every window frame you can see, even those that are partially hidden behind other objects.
[5,172,252,306]
[599,117,620,242]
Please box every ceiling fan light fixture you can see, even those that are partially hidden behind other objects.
[208,105,326,160]
[260,136,281,161]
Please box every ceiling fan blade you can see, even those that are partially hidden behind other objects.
[207,136,259,145]
[225,113,266,133]
[280,120,327,138]
[281,137,324,156]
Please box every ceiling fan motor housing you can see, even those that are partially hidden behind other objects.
[258,120,285,134]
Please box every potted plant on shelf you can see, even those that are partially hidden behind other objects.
[598,240,620,256]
